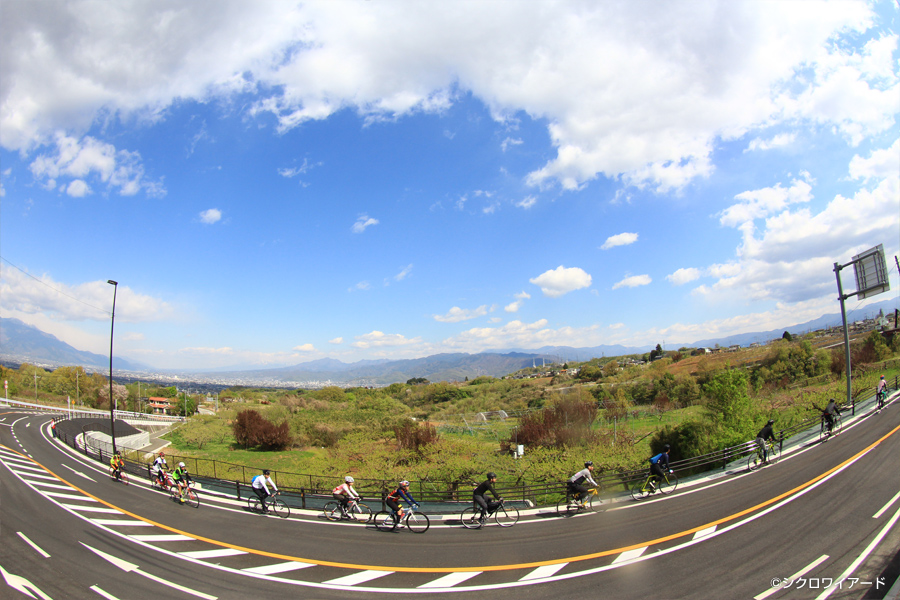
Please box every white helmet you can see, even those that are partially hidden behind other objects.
[345,475,354,483]
[178,462,186,468]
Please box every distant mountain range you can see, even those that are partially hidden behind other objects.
[1,295,896,385]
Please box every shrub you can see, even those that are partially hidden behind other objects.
[394,420,440,454]
[232,409,293,450]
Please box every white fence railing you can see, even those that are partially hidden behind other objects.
[0,397,185,424]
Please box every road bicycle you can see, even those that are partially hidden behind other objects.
[108,466,129,485]
[248,491,290,518]
[556,487,599,517]
[374,503,430,533]
[876,389,887,412]
[630,469,678,500]
[819,412,842,442]
[323,497,372,523]
[170,481,200,508]
[460,499,520,529]
[747,440,779,471]
[151,471,174,492]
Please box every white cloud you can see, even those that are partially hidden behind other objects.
[329,337,343,344]
[434,305,490,323]
[352,215,379,233]
[719,178,813,228]
[349,281,370,292]
[515,195,537,209]
[65,179,90,197]
[745,133,796,152]
[27,134,163,197]
[2,2,890,195]
[666,268,701,286]
[849,138,900,182]
[393,264,413,282]
[612,274,652,289]
[504,291,531,313]
[501,137,523,152]
[293,343,316,352]
[352,330,420,349]
[529,266,592,298]
[601,232,638,250]
[199,208,222,224]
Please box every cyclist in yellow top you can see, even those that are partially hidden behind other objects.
[110,451,125,481]
[172,462,192,502]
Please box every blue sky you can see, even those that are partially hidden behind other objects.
[1,0,898,371]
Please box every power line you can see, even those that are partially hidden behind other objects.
[0,256,110,316]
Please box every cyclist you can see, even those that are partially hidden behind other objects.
[386,480,419,526]
[151,451,168,486]
[823,398,840,435]
[251,469,278,513]
[473,472,502,520]
[648,445,672,492]
[332,476,361,515]
[755,419,776,463]
[567,461,599,504]
[877,375,888,409]
[110,451,125,481]
[172,462,192,502]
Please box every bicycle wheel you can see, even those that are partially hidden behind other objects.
[108,467,116,480]
[833,414,843,435]
[748,452,761,472]
[184,489,200,509]
[767,445,779,466]
[460,506,484,529]
[556,496,574,517]
[405,511,430,533]
[494,505,519,527]
[120,471,129,486]
[658,472,678,495]
[269,498,290,519]
[350,502,372,523]
[580,493,595,512]
[248,497,263,514]
[323,501,343,522]
[631,479,651,500]
[374,511,398,532]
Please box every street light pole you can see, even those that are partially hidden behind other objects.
[107,280,118,455]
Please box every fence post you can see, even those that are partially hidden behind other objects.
[300,488,306,510]
[236,481,241,500]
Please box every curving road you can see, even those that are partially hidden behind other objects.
[1,404,899,599]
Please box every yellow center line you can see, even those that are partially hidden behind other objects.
[3,422,898,574]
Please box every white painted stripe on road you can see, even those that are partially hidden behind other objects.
[519,563,568,581]
[325,570,394,586]
[14,472,59,482]
[873,489,900,519]
[754,554,828,600]
[179,549,247,559]
[90,585,122,600]
[27,481,75,490]
[92,519,153,527]
[242,561,316,575]
[0,456,35,466]
[612,547,648,564]
[129,534,194,542]
[418,571,482,588]
[693,525,717,539]
[61,504,120,514]
[10,464,49,474]
[42,491,97,502]
[16,532,51,558]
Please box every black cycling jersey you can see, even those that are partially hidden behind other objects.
[473,479,499,498]
[756,424,775,441]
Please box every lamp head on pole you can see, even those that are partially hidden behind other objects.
[108,280,117,286]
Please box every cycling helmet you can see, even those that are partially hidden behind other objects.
[345,475,354,483]
[584,461,593,468]
[263,469,271,475]
[399,480,409,486]
[178,462,186,468]
[159,451,165,456]
[767,419,775,425]
[486,472,497,479]
[663,444,671,451]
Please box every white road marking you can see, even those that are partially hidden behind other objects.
[60,504,120,514]
[873,489,900,519]
[754,554,829,600]
[612,546,648,564]
[129,534,193,542]
[242,562,315,575]
[324,570,394,585]
[61,463,96,482]
[42,491,98,502]
[693,525,717,539]
[90,585,121,600]
[91,519,153,527]
[418,571,482,588]
[0,563,53,599]
[179,549,247,559]
[81,543,218,600]
[16,532,51,558]
[519,563,568,581]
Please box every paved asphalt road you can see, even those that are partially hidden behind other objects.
[1,404,899,600]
